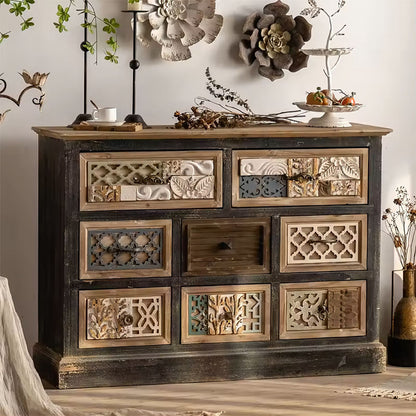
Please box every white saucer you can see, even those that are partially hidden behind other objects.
[87,120,124,126]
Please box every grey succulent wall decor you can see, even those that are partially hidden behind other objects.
[239,1,312,81]
[136,0,223,61]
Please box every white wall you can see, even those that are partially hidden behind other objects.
[0,0,413,351]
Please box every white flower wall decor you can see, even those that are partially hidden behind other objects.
[136,0,223,61]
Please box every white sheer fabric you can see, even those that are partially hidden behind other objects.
[0,277,221,416]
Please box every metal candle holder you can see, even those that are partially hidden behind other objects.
[71,0,93,125]
[122,10,148,127]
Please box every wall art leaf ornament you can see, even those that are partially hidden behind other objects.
[239,0,312,81]
[136,0,223,61]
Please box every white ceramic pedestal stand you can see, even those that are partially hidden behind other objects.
[293,101,362,128]
[294,47,362,128]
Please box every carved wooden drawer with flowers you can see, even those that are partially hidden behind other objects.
[280,214,367,273]
[232,148,368,207]
[279,281,366,339]
[181,284,270,344]
[80,151,223,211]
[183,218,270,276]
[79,220,172,280]
[79,287,171,348]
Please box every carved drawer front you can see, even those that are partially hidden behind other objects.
[80,151,222,211]
[280,214,367,273]
[183,218,270,276]
[80,220,172,279]
[232,149,368,207]
[79,287,171,348]
[279,281,366,339]
[182,284,270,344]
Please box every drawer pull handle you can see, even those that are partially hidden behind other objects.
[119,314,134,327]
[307,238,338,244]
[218,241,233,250]
[102,247,143,253]
[317,304,328,320]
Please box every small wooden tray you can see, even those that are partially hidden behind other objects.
[73,122,143,132]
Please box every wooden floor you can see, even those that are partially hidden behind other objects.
[47,367,416,416]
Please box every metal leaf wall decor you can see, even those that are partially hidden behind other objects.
[136,0,223,61]
[239,0,312,81]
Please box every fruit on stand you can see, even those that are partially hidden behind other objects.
[306,88,329,105]
[340,92,356,106]
[306,88,357,106]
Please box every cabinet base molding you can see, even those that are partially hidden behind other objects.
[33,342,386,389]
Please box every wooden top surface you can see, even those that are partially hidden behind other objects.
[32,123,392,140]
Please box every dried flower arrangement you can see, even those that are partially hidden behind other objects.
[174,68,304,129]
[382,187,416,270]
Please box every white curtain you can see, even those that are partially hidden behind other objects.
[0,277,221,416]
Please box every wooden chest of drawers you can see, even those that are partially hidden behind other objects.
[33,124,391,389]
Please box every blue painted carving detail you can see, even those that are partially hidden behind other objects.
[189,295,208,335]
[239,175,287,198]
[88,228,163,271]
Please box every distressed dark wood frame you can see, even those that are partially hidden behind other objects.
[33,125,390,389]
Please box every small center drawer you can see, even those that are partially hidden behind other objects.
[183,218,271,276]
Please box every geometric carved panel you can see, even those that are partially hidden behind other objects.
[79,287,171,348]
[182,285,270,344]
[279,281,366,339]
[239,175,287,198]
[280,215,367,272]
[88,228,162,271]
[80,220,172,279]
[80,151,223,211]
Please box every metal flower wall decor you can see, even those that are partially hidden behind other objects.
[239,0,312,81]
[136,0,223,61]
[0,70,49,124]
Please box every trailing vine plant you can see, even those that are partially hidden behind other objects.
[0,0,120,63]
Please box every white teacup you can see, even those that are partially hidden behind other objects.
[92,107,117,122]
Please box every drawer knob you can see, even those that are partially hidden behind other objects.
[307,238,338,244]
[119,314,134,327]
[218,241,233,250]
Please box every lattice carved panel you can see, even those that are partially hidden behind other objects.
[183,285,270,343]
[88,228,163,271]
[288,222,359,264]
